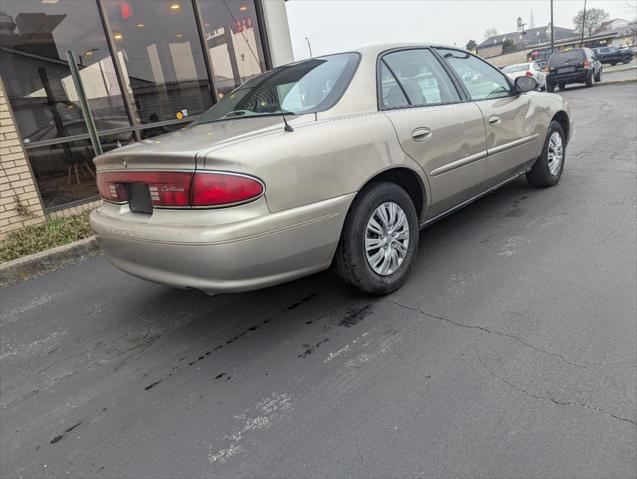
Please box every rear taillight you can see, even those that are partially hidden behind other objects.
[97,171,263,208]
[191,172,264,207]
[583,59,590,68]
[97,174,128,203]
[525,70,533,77]
[544,65,550,73]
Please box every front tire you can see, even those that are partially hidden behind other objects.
[526,120,566,188]
[334,182,419,296]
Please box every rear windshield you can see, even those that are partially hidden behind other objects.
[503,64,529,73]
[549,50,585,66]
[194,53,360,124]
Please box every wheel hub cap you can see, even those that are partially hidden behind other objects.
[548,131,563,176]
[365,202,409,276]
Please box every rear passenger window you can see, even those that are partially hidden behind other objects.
[379,49,460,109]
[380,61,409,108]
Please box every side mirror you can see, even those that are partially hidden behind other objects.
[514,76,538,93]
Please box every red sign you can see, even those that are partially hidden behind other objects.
[232,17,252,34]
[120,2,133,20]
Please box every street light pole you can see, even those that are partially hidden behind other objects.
[304,37,313,58]
[550,0,554,54]
[581,0,587,45]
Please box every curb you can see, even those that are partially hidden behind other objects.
[0,236,101,286]
[598,77,637,86]
[604,65,636,74]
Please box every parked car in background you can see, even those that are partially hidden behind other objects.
[546,48,602,91]
[595,46,633,65]
[502,62,546,90]
[91,44,571,296]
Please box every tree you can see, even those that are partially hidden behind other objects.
[501,39,517,53]
[466,39,477,51]
[484,28,499,39]
[573,8,610,38]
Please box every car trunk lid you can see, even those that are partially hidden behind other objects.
[94,115,310,172]
[94,116,310,212]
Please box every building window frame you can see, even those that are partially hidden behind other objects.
[2,0,275,213]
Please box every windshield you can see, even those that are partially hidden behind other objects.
[549,50,585,66]
[503,64,530,73]
[194,53,360,124]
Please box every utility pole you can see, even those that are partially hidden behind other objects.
[304,37,313,58]
[550,0,554,53]
[581,0,587,45]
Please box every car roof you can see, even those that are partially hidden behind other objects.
[349,43,459,57]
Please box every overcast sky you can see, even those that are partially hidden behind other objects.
[285,0,637,59]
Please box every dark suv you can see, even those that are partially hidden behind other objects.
[546,48,602,92]
[594,46,633,65]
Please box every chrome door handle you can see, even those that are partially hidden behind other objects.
[411,127,432,142]
[488,115,501,126]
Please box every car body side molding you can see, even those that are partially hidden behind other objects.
[487,133,540,155]
[430,150,488,177]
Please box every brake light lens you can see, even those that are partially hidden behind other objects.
[525,70,533,77]
[97,171,263,208]
[583,59,590,68]
[191,173,264,207]
[97,174,128,202]
[544,65,550,73]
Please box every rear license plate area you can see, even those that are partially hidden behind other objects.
[559,67,575,73]
[128,183,153,214]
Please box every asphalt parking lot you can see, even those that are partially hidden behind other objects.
[1,83,636,478]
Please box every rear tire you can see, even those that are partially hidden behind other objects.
[586,73,593,87]
[333,182,419,296]
[527,121,566,188]
[546,81,555,93]
[595,70,602,82]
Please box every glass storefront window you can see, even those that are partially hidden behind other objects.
[25,131,134,209]
[199,0,266,98]
[103,0,214,124]
[0,0,271,211]
[0,0,130,143]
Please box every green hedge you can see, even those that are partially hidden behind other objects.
[1,210,94,263]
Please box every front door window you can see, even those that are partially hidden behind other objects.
[437,48,512,100]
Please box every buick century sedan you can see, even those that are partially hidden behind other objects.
[91,43,571,295]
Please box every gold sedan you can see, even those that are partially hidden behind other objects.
[91,44,571,295]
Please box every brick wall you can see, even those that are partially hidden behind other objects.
[0,78,46,239]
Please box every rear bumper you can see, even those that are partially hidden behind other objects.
[91,194,354,293]
[547,71,591,84]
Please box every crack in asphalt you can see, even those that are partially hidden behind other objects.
[386,300,590,371]
[597,206,631,245]
[478,356,637,427]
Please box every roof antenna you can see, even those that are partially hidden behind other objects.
[282,113,294,132]
[273,87,294,132]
